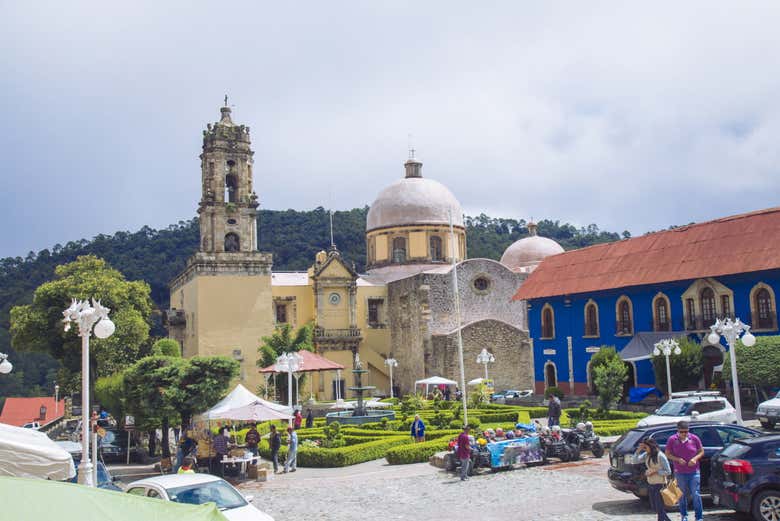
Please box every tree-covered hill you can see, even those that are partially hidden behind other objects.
[0,207,623,399]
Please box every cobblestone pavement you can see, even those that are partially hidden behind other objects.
[238,456,745,521]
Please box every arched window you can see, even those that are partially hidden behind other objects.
[616,297,633,335]
[584,301,599,337]
[225,160,238,203]
[429,236,443,261]
[224,233,240,252]
[544,362,557,389]
[392,237,406,263]
[700,287,716,324]
[654,295,670,331]
[541,305,555,339]
[756,288,774,329]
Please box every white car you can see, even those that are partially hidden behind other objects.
[637,391,738,427]
[756,390,780,429]
[126,473,274,521]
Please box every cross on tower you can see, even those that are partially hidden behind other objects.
[224,94,228,107]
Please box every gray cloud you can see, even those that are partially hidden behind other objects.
[1,1,779,257]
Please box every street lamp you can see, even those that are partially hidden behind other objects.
[476,348,495,381]
[62,298,115,487]
[0,352,12,374]
[384,357,398,398]
[275,351,304,416]
[708,318,756,425]
[54,384,60,416]
[653,338,681,399]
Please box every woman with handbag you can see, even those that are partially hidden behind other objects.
[635,438,672,521]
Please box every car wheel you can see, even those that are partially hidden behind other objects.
[568,444,581,461]
[591,442,605,458]
[751,489,780,521]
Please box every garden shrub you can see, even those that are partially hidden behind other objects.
[297,436,412,467]
[544,386,564,399]
[385,435,453,464]
[322,421,346,448]
[474,411,519,424]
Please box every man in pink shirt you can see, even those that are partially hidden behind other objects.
[665,421,704,521]
[456,426,471,481]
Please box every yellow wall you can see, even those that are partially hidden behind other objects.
[409,231,427,259]
[367,224,466,267]
[271,284,315,328]
[375,235,388,262]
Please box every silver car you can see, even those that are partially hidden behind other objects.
[126,473,274,521]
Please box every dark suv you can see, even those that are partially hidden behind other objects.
[709,434,780,521]
[608,421,761,498]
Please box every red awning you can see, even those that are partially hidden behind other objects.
[259,350,346,373]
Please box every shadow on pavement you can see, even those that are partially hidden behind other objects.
[592,499,648,516]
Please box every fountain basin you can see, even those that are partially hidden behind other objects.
[325,409,396,425]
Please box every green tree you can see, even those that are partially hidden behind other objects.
[123,356,183,458]
[170,356,239,427]
[257,323,314,401]
[721,334,780,388]
[151,338,181,357]
[9,256,153,394]
[594,356,628,410]
[94,371,127,425]
[651,336,702,392]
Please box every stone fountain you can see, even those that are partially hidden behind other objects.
[325,353,396,425]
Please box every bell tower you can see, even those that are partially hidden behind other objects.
[167,101,274,392]
[199,103,259,253]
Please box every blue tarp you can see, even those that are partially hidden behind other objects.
[629,386,664,403]
[486,437,544,467]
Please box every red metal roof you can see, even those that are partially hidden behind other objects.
[258,350,346,373]
[513,207,780,301]
[0,397,65,427]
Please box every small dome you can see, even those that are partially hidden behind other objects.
[500,222,564,271]
[366,158,463,232]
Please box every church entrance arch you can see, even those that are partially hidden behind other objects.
[225,233,240,252]
[702,345,724,389]
[622,362,636,403]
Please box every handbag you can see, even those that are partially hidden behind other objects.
[661,477,683,507]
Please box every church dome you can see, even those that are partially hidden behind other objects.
[366,156,463,232]
[500,222,564,271]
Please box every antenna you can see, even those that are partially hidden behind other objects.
[329,209,335,248]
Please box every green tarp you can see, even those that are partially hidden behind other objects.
[0,476,229,521]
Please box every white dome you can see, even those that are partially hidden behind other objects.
[366,161,463,232]
[500,229,564,271]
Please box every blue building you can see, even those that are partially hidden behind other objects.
[513,207,780,397]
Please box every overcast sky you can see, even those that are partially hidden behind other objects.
[2,2,779,258]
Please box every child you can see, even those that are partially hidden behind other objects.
[178,456,196,474]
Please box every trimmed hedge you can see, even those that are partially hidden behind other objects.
[297,436,413,467]
[385,435,453,465]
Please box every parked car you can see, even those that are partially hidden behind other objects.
[99,428,142,463]
[607,421,761,498]
[22,421,41,430]
[126,474,274,521]
[710,434,780,521]
[491,389,533,404]
[756,390,780,430]
[56,440,123,491]
[637,391,738,427]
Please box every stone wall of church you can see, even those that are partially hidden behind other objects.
[387,274,431,395]
[431,319,533,392]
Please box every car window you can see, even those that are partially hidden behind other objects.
[690,426,720,447]
[719,442,751,459]
[167,480,247,509]
[650,429,676,447]
[147,489,161,499]
[127,487,146,496]
[656,400,692,416]
[692,401,725,414]
[715,427,756,446]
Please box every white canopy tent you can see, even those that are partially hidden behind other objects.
[414,376,458,395]
[214,400,292,422]
[467,377,486,386]
[199,384,290,421]
[0,422,76,481]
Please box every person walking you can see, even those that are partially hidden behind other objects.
[269,425,282,474]
[410,414,426,442]
[293,409,303,430]
[244,423,260,457]
[665,421,704,521]
[456,426,471,481]
[284,426,298,473]
[636,438,672,521]
[305,409,314,429]
[547,394,561,427]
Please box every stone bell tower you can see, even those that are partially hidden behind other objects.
[199,103,259,253]
[167,102,274,390]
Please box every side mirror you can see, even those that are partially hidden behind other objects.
[244,495,254,503]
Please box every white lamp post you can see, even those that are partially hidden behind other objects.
[708,318,756,425]
[54,384,60,416]
[476,348,495,381]
[653,338,681,399]
[0,352,12,374]
[61,298,115,487]
[275,352,303,419]
[384,358,398,398]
